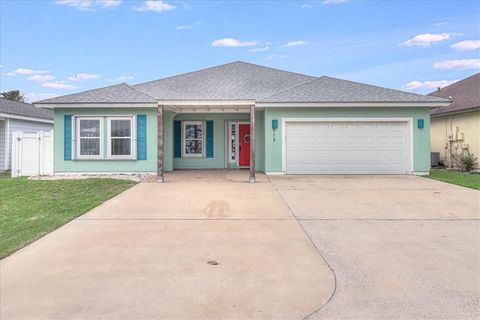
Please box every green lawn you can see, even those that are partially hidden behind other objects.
[426,169,480,190]
[0,175,136,258]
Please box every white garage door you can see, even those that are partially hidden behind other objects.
[285,121,410,174]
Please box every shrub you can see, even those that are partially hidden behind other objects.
[460,153,478,172]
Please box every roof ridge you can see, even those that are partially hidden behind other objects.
[132,61,243,88]
[259,76,324,101]
[132,61,315,88]
[35,82,127,104]
[321,76,450,102]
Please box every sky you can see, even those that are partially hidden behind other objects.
[0,0,479,102]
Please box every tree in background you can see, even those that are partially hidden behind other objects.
[1,90,25,102]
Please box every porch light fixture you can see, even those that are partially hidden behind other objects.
[417,119,424,129]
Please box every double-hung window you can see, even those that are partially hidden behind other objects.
[76,117,103,159]
[182,121,203,157]
[108,117,135,159]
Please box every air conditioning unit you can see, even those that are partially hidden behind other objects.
[431,152,440,167]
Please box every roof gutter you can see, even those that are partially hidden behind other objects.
[256,101,451,108]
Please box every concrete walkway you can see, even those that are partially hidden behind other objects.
[0,171,335,319]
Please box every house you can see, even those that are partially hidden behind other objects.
[35,61,449,181]
[0,98,54,171]
[428,73,480,168]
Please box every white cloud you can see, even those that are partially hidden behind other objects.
[134,1,176,12]
[282,40,308,47]
[6,72,14,76]
[27,74,55,82]
[301,3,313,9]
[0,64,3,68]
[24,93,60,103]
[97,0,122,7]
[433,59,480,70]
[450,40,480,51]
[42,81,79,90]
[400,33,459,47]
[434,22,447,27]
[10,68,50,75]
[249,46,270,52]
[106,75,133,82]
[56,0,121,10]
[176,21,201,30]
[322,0,349,4]
[404,79,459,91]
[68,73,101,81]
[265,54,289,61]
[55,0,93,10]
[211,38,258,47]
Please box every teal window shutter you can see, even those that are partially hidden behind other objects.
[64,115,72,160]
[174,121,181,158]
[206,120,214,158]
[136,114,147,160]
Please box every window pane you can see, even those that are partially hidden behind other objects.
[111,120,131,138]
[111,138,131,156]
[185,140,202,154]
[80,138,100,155]
[80,120,100,137]
[185,124,202,139]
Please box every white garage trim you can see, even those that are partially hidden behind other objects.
[281,118,414,174]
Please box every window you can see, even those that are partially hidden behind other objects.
[76,117,103,159]
[182,121,203,157]
[108,117,135,159]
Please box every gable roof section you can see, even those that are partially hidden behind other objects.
[428,73,480,115]
[259,76,449,104]
[133,61,316,101]
[0,98,53,120]
[35,83,157,104]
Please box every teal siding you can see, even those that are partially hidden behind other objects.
[54,106,157,173]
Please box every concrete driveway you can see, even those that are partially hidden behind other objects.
[270,175,480,320]
[1,171,479,319]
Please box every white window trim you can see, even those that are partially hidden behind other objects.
[75,117,104,160]
[181,120,204,158]
[107,116,136,160]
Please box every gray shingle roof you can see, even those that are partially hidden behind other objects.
[133,61,316,101]
[35,83,157,104]
[33,61,449,105]
[429,73,480,115]
[258,76,450,103]
[0,98,53,120]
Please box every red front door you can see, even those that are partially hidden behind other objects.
[239,124,250,167]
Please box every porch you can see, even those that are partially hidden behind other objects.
[157,102,264,183]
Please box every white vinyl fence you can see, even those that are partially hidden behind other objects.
[11,131,53,177]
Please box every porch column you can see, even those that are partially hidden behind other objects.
[249,104,256,183]
[157,105,164,183]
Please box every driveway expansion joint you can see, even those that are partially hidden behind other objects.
[267,176,338,320]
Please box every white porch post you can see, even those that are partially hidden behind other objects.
[157,104,164,183]
[249,104,256,183]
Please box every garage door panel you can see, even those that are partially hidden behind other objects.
[286,121,409,174]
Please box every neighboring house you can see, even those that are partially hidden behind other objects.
[428,73,480,168]
[35,61,449,181]
[0,98,54,171]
